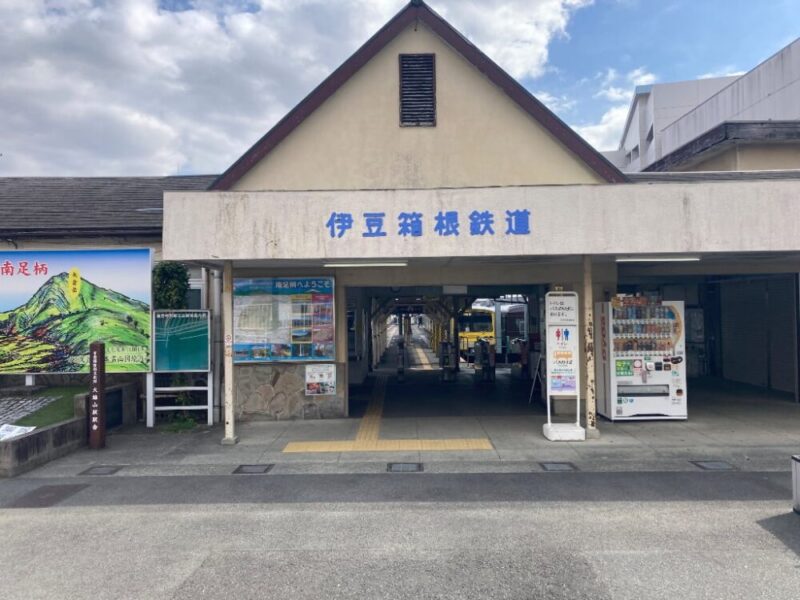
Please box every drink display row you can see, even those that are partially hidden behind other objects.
[612,321,676,337]
[612,337,674,355]
[612,305,676,320]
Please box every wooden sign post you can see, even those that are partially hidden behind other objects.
[88,341,106,450]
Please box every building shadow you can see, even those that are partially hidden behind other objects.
[758,512,800,558]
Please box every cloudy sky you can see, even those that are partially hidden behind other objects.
[1,0,798,176]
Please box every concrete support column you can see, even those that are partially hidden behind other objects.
[211,269,222,423]
[373,307,383,369]
[450,298,460,372]
[335,279,347,362]
[221,260,238,445]
[335,277,349,416]
[370,299,378,369]
[358,300,366,361]
[583,255,599,438]
[377,321,383,366]
[352,291,368,384]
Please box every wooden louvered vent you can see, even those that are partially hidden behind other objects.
[399,54,436,126]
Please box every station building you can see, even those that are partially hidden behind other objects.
[159,0,799,442]
[3,1,799,445]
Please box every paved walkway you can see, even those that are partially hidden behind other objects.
[20,370,800,478]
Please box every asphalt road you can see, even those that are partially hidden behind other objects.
[1,470,799,599]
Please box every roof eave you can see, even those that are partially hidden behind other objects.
[0,228,163,240]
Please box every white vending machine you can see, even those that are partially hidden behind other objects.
[595,297,687,421]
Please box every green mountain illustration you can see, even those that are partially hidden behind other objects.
[0,272,150,373]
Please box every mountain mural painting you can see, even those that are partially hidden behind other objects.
[0,249,151,373]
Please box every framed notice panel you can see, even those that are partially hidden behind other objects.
[154,310,210,372]
[233,277,335,363]
[305,364,336,396]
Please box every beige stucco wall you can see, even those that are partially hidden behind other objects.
[684,147,739,171]
[232,22,602,191]
[737,144,800,170]
[680,143,800,172]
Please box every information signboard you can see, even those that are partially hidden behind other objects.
[154,310,210,372]
[545,292,580,397]
[233,277,335,363]
[0,248,152,374]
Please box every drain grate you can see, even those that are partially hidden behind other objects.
[691,460,736,471]
[540,462,578,472]
[79,465,123,476]
[233,464,274,475]
[6,484,90,508]
[387,462,424,473]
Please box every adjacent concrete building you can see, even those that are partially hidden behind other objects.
[607,37,800,172]
[604,77,738,171]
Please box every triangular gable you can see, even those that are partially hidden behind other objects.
[211,0,626,190]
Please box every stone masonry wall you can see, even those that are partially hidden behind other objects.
[235,363,346,420]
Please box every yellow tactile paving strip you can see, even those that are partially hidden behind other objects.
[283,438,494,453]
[409,346,434,371]
[354,374,385,442]
[283,366,494,454]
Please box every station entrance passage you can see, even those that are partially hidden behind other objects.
[303,331,539,454]
[346,285,546,425]
[349,323,542,422]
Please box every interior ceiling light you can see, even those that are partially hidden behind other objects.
[616,256,701,263]
[323,262,408,268]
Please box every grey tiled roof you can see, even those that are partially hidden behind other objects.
[0,175,217,238]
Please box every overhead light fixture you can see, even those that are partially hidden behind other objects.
[323,262,408,268]
[616,256,700,263]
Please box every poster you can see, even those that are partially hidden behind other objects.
[233,277,335,362]
[0,249,151,373]
[545,292,579,397]
[305,363,336,396]
[154,310,210,372]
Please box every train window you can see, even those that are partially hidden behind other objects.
[458,313,493,333]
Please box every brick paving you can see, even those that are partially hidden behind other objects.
[0,396,58,424]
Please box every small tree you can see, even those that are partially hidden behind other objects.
[152,262,190,310]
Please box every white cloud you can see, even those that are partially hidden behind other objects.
[594,86,630,102]
[581,65,656,149]
[627,66,656,86]
[573,104,629,151]
[598,67,618,86]
[592,65,656,102]
[0,0,592,176]
[533,90,576,115]
[698,66,746,80]
[436,0,593,80]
